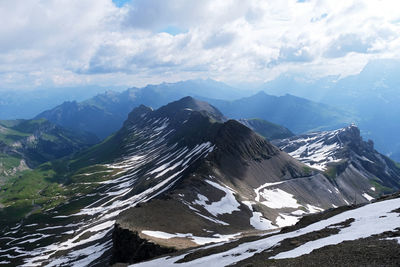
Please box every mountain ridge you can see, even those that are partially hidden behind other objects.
[0,97,399,266]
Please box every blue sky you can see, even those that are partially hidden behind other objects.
[112,0,131,7]
[0,0,400,90]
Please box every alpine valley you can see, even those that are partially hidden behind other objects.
[0,96,399,266]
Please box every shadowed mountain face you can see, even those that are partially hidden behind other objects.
[1,97,399,266]
[238,118,294,140]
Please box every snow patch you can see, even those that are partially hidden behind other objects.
[275,214,300,228]
[362,193,374,201]
[242,201,276,231]
[141,230,240,245]
[259,188,299,209]
[194,180,240,217]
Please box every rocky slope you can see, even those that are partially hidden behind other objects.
[131,193,400,267]
[0,98,399,266]
[273,124,400,203]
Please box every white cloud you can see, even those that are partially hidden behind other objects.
[1,0,400,89]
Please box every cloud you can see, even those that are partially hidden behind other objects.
[1,0,400,89]
[276,44,314,63]
[324,34,374,58]
[203,32,236,49]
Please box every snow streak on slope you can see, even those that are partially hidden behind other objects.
[132,197,400,267]
[0,115,214,266]
[277,128,348,171]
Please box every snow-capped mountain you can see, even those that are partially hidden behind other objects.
[273,124,400,201]
[1,98,399,266]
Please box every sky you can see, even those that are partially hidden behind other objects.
[1,0,400,90]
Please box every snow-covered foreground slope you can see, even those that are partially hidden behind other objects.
[132,196,400,267]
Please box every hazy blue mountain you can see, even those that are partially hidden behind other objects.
[204,91,354,134]
[0,86,123,120]
[261,59,400,161]
[35,79,252,139]
[37,81,352,140]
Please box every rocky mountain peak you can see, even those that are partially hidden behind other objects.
[126,104,153,122]
[155,96,226,122]
[272,124,366,171]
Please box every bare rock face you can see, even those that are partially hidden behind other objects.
[110,224,176,265]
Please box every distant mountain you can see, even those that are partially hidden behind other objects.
[262,59,400,161]
[273,125,400,199]
[36,79,250,139]
[2,97,398,266]
[0,85,117,120]
[0,118,97,179]
[238,118,294,140]
[205,91,354,134]
[37,87,352,140]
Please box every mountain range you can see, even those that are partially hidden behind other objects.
[34,79,250,140]
[3,60,400,162]
[1,97,399,266]
[35,84,352,140]
[204,91,353,134]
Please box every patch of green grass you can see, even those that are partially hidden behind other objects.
[303,166,312,176]
[324,166,337,180]
[0,129,29,145]
[0,153,22,170]
[0,154,123,222]
[70,165,120,183]
[69,132,124,171]
[1,168,58,202]
[369,180,393,195]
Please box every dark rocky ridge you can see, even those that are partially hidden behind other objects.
[110,224,176,265]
